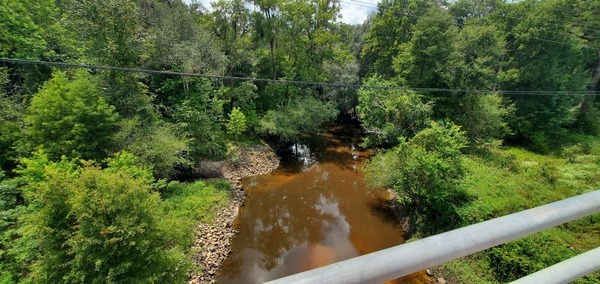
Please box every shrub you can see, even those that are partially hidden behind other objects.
[365,121,470,233]
[357,76,432,148]
[538,161,560,184]
[18,153,187,283]
[115,117,190,179]
[225,143,243,166]
[226,107,247,139]
[488,231,575,282]
[25,70,119,161]
[258,96,338,143]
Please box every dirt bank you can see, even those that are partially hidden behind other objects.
[188,145,279,284]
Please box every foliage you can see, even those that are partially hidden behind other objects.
[357,76,432,148]
[115,117,189,179]
[0,69,23,173]
[0,176,28,283]
[3,0,600,282]
[25,70,119,161]
[456,93,514,146]
[0,0,56,59]
[491,225,590,282]
[225,143,243,166]
[16,154,188,283]
[160,180,231,250]
[226,107,247,138]
[435,135,600,283]
[258,96,338,143]
[393,6,457,89]
[365,121,469,233]
[497,0,590,148]
[361,0,431,78]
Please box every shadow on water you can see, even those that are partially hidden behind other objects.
[216,123,433,284]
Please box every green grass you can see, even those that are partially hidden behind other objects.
[435,135,600,283]
[160,179,231,249]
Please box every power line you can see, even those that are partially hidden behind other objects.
[1,57,598,96]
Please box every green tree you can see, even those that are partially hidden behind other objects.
[364,121,469,233]
[361,0,431,78]
[25,70,119,161]
[497,0,589,149]
[393,6,457,89]
[227,107,247,139]
[18,153,187,283]
[442,22,513,145]
[0,68,24,173]
[0,0,56,59]
[258,96,338,143]
[357,76,432,148]
[115,117,190,179]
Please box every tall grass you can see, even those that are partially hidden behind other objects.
[436,135,600,283]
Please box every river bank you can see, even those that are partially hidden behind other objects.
[188,145,280,284]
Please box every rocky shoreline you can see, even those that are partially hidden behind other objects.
[188,145,280,284]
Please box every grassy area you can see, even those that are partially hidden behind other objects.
[160,180,232,249]
[435,135,600,283]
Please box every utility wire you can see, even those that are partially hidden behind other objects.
[2,57,598,96]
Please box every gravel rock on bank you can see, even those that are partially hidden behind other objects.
[188,145,279,284]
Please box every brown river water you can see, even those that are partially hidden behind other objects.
[216,123,433,284]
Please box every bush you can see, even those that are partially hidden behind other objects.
[357,76,432,148]
[489,231,575,282]
[160,180,230,249]
[457,93,514,146]
[115,117,190,179]
[226,107,247,139]
[225,143,243,166]
[365,121,470,233]
[25,70,119,161]
[258,96,338,143]
[17,153,188,283]
[538,161,560,184]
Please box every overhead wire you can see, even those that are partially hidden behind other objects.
[2,58,598,96]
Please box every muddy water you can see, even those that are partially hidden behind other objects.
[217,124,432,284]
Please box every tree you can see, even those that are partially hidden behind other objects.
[17,152,187,283]
[393,6,457,89]
[442,22,513,145]
[226,107,247,139]
[0,0,56,59]
[25,70,119,161]
[361,0,431,78]
[0,68,23,173]
[364,121,469,233]
[357,76,432,148]
[496,0,589,149]
[258,96,338,143]
[115,118,190,179]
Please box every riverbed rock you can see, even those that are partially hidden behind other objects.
[437,277,447,284]
[188,145,279,284]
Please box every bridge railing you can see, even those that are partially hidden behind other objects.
[265,190,600,284]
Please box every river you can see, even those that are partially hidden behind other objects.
[216,123,432,283]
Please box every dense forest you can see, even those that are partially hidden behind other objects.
[1,0,599,283]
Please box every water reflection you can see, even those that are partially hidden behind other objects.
[217,124,432,284]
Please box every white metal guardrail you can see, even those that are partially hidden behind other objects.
[265,190,600,284]
[510,246,600,284]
